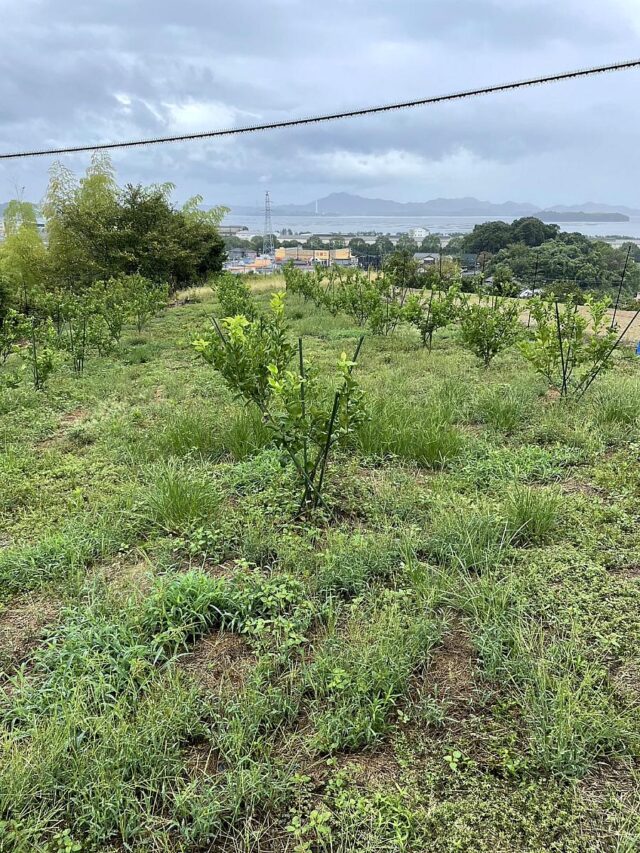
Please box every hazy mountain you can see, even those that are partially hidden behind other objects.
[270,192,540,216]
[4,194,638,221]
[232,192,639,218]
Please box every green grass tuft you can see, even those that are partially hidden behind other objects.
[358,398,464,468]
[505,485,561,547]
[145,461,222,533]
[475,384,532,432]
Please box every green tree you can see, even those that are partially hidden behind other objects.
[214,272,255,319]
[43,156,227,294]
[127,274,169,332]
[420,234,442,252]
[396,234,418,252]
[384,250,421,289]
[373,236,394,257]
[492,263,516,295]
[0,201,48,312]
[445,235,465,254]
[490,234,640,296]
[462,221,513,254]
[348,238,368,256]
[44,153,119,291]
[405,285,463,350]
[519,295,617,397]
[511,217,558,247]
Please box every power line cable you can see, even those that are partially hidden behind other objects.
[1,58,639,160]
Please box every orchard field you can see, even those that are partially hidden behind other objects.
[1,279,639,852]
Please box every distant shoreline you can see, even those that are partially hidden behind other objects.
[539,212,629,223]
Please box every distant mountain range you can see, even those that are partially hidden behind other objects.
[230,193,640,220]
[3,194,639,222]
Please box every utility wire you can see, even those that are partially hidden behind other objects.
[1,58,639,160]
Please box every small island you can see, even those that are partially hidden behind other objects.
[539,211,629,223]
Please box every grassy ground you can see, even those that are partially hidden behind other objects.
[1,283,639,852]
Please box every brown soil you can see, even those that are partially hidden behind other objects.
[185,742,222,777]
[59,407,88,428]
[426,622,478,716]
[581,760,638,800]
[37,407,89,449]
[606,562,640,580]
[177,631,255,692]
[560,478,604,498]
[619,564,640,579]
[338,747,402,788]
[610,661,640,702]
[103,558,155,600]
[202,559,245,580]
[0,593,61,671]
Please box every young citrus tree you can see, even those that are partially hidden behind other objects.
[405,285,464,350]
[9,315,58,390]
[459,296,521,366]
[213,272,255,319]
[127,274,169,332]
[519,295,618,398]
[90,276,131,348]
[193,292,366,511]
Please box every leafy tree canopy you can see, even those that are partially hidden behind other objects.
[461,217,559,254]
[42,153,227,293]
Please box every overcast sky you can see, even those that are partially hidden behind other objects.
[1,0,639,209]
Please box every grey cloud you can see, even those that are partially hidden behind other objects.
[1,0,639,206]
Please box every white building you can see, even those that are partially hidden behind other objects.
[408,226,429,242]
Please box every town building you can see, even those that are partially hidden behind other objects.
[408,227,429,242]
[226,248,257,262]
[222,254,275,274]
[274,247,355,267]
[218,225,249,236]
[413,252,438,267]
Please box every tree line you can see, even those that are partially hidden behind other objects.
[0,153,227,387]
[459,217,640,299]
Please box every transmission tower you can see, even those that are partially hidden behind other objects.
[262,190,274,256]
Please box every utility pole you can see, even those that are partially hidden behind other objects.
[263,190,274,257]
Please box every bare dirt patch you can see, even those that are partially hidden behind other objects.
[610,661,640,702]
[619,564,640,579]
[59,408,89,428]
[338,747,402,789]
[579,759,640,846]
[103,557,155,600]
[426,622,478,716]
[0,593,61,671]
[560,478,605,499]
[37,408,90,449]
[185,742,222,777]
[178,631,255,692]
[202,559,245,580]
[606,562,640,580]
